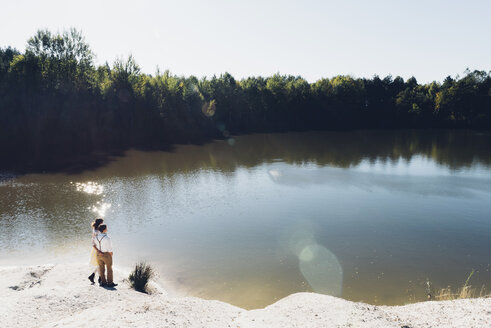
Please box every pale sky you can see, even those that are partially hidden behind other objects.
[1,0,490,83]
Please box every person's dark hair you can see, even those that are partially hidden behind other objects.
[91,218,103,230]
[98,224,107,233]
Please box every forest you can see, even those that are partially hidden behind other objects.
[1,29,490,171]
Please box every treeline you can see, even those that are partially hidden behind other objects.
[1,29,490,171]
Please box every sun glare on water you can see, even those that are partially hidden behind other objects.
[91,202,112,217]
[72,181,112,216]
[73,181,104,195]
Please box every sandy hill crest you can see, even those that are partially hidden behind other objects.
[1,264,489,328]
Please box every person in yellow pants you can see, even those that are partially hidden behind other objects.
[95,224,118,287]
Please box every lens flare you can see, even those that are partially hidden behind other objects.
[279,221,343,297]
[299,244,343,296]
[288,228,316,257]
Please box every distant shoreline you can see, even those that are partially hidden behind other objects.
[2,34,491,175]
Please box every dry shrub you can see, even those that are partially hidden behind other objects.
[128,262,154,293]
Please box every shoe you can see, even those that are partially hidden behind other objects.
[106,283,118,287]
[88,273,95,283]
[99,282,107,287]
[98,276,101,283]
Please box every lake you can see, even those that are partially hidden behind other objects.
[1,129,490,309]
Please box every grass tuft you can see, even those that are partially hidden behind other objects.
[433,269,489,301]
[128,262,154,293]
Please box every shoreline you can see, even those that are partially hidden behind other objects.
[1,264,489,328]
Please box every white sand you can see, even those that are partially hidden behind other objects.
[1,264,489,328]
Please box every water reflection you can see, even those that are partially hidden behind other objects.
[267,161,491,197]
[0,130,490,309]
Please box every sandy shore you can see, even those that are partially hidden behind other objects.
[1,264,489,328]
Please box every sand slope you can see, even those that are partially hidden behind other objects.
[0,264,489,328]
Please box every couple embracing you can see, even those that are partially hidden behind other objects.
[88,218,118,287]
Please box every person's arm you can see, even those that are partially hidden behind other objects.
[93,244,103,254]
[93,234,103,254]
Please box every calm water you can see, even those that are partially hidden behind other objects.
[1,130,490,309]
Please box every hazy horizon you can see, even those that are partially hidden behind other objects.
[2,0,490,83]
